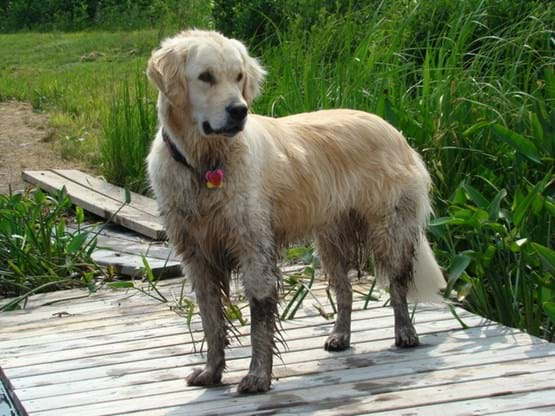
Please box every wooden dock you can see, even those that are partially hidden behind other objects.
[1,277,554,415]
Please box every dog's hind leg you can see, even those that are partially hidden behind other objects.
[372,196,421,348]
[389,260,419,348]
[317,211,367,351]
[318,238,351,351]
[185,257,229,386]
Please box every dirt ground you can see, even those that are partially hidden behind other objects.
[0,101,83,194]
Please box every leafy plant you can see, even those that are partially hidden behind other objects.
[0,189,100,310]
[431,171,554,340]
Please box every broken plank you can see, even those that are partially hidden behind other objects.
[92,249,181,278]
[93,233,179,263]
[23,170,165,240]
[52,169,159,217]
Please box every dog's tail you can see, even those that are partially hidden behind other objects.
[402,152,446,303]
[407,235,446,302]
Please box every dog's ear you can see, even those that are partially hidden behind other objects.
[232,40,266,104]
[147,46,187,107]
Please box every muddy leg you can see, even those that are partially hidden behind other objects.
[374,242,419,348]
[237,290,278,393]
[325,265,352,351]
[317,234,353,351]
[390,267,419,348]
[185,258,228,386]
[372,193,421,348]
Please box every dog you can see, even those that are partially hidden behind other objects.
[146,30,445,394]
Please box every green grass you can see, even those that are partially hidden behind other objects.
[0,1,554,338]
[0,30,161,165]
[101,74,157,193]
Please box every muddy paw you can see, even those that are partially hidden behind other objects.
[237,373,271,394]
[186,367,222,386]
[395,325,419,348]
[324,332,351,351]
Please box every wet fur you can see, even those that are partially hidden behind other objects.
[147,30,445,394]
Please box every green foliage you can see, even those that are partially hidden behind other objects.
[213,0,378,46]
[0,189,100,308]
[0,0,212,32]
[430,170,554,340]
[101,73,158,194]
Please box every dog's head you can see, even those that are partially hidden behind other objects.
[147,30,265,138]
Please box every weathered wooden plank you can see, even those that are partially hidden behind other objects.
[258,372,555,416]
[6,313,484,390]
[33,357,555,416]
[0,305,458,364]
[2,307,473,376]
[0,280,349,336]
[71,222,154,243]
[246,391,555,416]
[68,222,179,262]
[0,300,384,367]
[18,327,531,409]
[0,288,100,310]
[0,292,391,345]
[0,293,376,346]
[491,405,555,416]
[0,303,173,339]
[22,170,165,240]
[15,324,511,402]
[94,233,179,262]
[91,249,181,278]
[0,274,345,323]
[52,169,159,217]
[0,291,169,329]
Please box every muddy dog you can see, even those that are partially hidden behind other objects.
[146,30,445,394]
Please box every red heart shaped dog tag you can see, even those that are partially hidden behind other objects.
[205,169,224,188]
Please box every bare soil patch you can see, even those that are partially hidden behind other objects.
[0,101,83,194]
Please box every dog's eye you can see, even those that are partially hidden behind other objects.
[237,73,243,82]
[198,71,215,84]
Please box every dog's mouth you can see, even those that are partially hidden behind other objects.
[202,121,245,137]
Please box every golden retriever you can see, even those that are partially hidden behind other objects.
[146,30,445,393]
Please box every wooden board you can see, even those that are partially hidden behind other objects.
[65,222,180,277]
[93,233,178,262]
[51,170,159,217]
[0,278,554,416]
[91,249,181,278]
[23,170,165,240]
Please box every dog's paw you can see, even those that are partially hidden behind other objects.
[395,325,419,348]
[237,373,271,394]
[186,367,222,386]
[324,332,351,351]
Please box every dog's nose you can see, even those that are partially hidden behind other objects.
[227,104,248,122]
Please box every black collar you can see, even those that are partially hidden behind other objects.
[162,129,196,173]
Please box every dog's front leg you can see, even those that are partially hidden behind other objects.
[238,258,279,393]
[185,257,228,386]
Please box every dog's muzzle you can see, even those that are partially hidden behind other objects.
[203,103,248,137]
